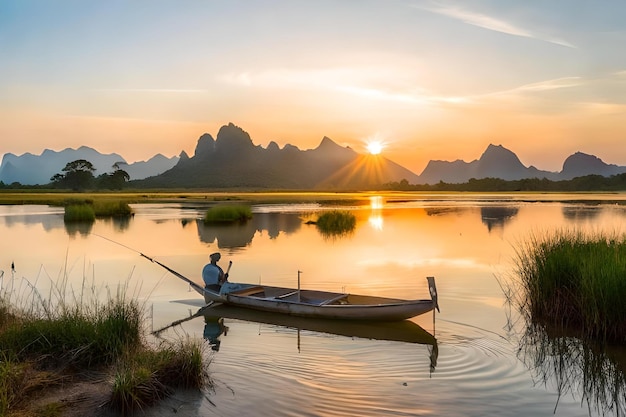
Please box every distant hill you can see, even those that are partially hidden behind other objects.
[0,147,125,185]
[135,123,419,189]
[0,147,178,185]
[418,144,559,184]
[560,152,626,180]
[416,144,626,184]
[116,154,179,181]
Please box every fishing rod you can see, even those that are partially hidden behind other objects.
[92,233,208,296]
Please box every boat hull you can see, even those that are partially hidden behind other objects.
[200,280,438,322]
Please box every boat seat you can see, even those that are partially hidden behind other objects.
[318,294,348,306]
[231,286,265,297]
[275,290,299,299]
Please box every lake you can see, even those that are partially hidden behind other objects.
[1,193,625,416]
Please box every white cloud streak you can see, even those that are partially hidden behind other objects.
[418,3,576,48]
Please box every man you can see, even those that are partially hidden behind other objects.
[202,252,228,290]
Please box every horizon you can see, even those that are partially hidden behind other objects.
[3,131,619,178]
[1,1,625,173]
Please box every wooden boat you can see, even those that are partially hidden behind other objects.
[199,276,439,322]
[140,254,439,322]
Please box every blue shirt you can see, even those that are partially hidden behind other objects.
[202,263,223,286]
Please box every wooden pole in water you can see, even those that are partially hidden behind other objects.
[298,270,302,302]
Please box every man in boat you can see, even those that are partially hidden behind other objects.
[202,252,228,291]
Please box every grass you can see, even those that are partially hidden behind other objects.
[63,204,96,222]
[63,199,132,222]
[203,204,252,223]
[0,276,211,416]
[314,210,356,237]
[513,229,626,343]
[108,338,209,414]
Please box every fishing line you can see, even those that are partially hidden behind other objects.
[90,232,206,294]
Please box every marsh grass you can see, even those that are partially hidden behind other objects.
[513,229,626,343]
[63,199,132,222]
[0,270,211,416]
[315,210,356,237]
[203,204,252,223]
[109,338,209,414]
[63,203,96,222]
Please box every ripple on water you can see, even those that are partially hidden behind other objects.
[150,317,590,417]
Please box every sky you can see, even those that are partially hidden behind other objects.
[1,0,626,175]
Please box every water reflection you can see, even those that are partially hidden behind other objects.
[154,303,438,366]
[518,322,626,415]
[64,221,93,237]
[196,212,303,249]
[480,206,519,232]
[369,195,384,230]
[203,316,228,351]
[562,206,602,222]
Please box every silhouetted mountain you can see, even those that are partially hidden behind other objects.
[135,123,419,189]
[418,144,561,184]
[560,152,626,180]
[117,154,179,180]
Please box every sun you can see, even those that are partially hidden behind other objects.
[366,140,385,155]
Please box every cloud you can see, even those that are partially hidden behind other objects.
[417,3,576,48]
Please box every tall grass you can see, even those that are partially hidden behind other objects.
[64,199,132,222]
[514,229,626,343]
[315,210,356,237]
[0,272,211,415]
[64,204,96,222]
[108,338,209,414]
[204,204,252,223]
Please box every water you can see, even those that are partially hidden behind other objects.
[1,193,625,416]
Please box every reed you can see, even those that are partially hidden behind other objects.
[108,338,210,414]
[514,229,626,343]
[92,199,133,217]
[63,204,96,222]
[203,204,252,223]
[315,210,356,237]
[0,275,211,415]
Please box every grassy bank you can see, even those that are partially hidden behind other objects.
[514,230,626,343]
[0,281,210,416]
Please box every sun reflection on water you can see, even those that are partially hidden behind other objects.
[368,195,384,230]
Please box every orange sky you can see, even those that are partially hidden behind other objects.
[1,2,625,175]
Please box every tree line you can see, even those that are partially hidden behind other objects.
[383,173,626,192]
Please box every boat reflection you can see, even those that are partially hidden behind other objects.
[518,322,626,416]
[154,303,438,369]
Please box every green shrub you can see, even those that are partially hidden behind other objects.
[204,204,252,223]
[315,210,356,237]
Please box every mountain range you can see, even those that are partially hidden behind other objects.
[135,123,419,189]
[0,147,179,185]
[418,144,626,184]
[2,123,625,188]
